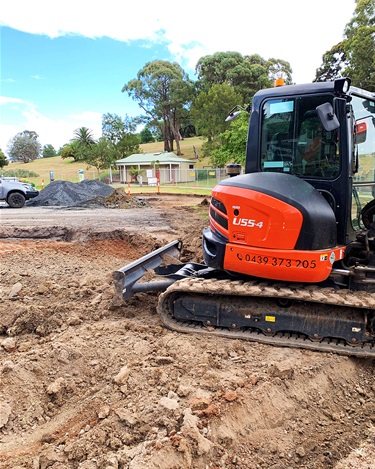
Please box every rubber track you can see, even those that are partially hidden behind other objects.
[157,277,375,357]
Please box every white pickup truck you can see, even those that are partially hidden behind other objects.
[0,177,39,208]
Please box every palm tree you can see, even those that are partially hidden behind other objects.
[71,127,96,146]
[70,127,96,161]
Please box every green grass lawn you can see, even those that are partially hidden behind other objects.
[112,183,213,196]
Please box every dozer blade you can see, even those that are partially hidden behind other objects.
[113,240,214,301]
[113,240,183,301]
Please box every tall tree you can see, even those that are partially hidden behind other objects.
[315,0,375,90]
[122,60,194,155]
[70,127,96,161]
[102,113,135,144]
[139,127,154,143]
[72,127,96,146]
[344,0,375,90]
[195,52,292,104]
[101,113,140,158]
[7,130,41,163]
[191,83,242,141]
[195,52,244,88]
[267,58,293,85]
[0,147,8,169]
[314,42,348,82]
[84,137,116,179]
[210,112,250,167]
[42,144,57,158]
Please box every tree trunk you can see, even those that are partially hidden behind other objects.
[174,134,181,156]
[162,117,171,152]
[170,113,182,155]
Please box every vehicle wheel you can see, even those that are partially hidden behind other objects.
[7,192,26,208]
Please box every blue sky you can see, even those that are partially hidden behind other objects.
[0,0,356,153]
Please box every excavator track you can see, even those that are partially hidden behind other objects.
[157,277,375,357]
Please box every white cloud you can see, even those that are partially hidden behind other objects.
[0,0,357,153]
[0,96,26,105]
[0,0,356,83]
[0,97,102,152]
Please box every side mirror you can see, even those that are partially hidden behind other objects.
[356,121,367,144]
[316,103,340,132]
[225,104,250,122]
[225,110,241,122]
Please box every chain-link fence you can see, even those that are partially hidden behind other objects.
[98,167,230,188]
[2,166,236,190]
[119,167,230,188]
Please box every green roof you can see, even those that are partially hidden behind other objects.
[116,151,193,165]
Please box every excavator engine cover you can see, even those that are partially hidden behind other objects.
[203,172,344,283]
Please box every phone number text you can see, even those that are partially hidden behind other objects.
[237,254,317,269]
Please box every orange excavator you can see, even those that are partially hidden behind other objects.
[114,78,375,357]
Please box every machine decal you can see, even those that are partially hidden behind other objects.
[238,254,317,269]
[329,252,336,264]
[265,316,276,322]
[233,218,264,228]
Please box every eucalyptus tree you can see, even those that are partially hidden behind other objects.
[344,0,375,90]
[191,83,242,141]
[139,127,154,143]
[0,148,8,169]
[42,144,56,158]
[7,130,41,163]
[314,42,348,82]
[267,58,293,85]
[101,113,140,159]
[195,52,292,104]
[122,60,194,155]
[195,51,244,88]
[315,0,375,90]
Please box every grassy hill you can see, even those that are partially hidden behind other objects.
[2,137,208,189]
[140,136,207,160]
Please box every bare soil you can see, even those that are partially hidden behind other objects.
[0,195,374,469]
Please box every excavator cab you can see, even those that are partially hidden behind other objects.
[203,78,375,287]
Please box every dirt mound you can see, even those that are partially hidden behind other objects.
[98,188,148,209]
[27,180,116,207]
[1,199,374,469]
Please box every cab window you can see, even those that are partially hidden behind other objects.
[260,96,340,179]
[351,94,375,227]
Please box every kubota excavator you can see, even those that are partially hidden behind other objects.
[114,77,375,357]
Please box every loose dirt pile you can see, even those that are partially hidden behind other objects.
[0,196,374,469]
[27,180,147,209]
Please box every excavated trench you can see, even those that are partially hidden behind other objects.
[0,188,374,468]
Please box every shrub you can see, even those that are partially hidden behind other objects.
[2,169,39,178]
